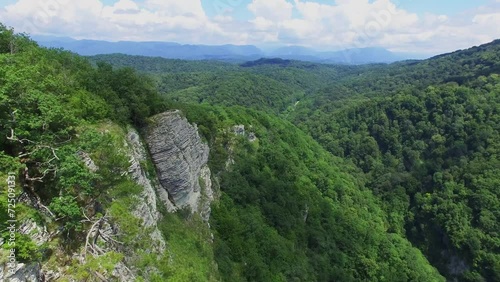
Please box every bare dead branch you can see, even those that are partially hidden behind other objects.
[93,271,108,282]
[7,128,36,144]
[24,167,57,183]
[22,169,56,218]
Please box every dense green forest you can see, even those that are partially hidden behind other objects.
[175,104,444,281]
[1,22,499,281]
[91,38,500,281]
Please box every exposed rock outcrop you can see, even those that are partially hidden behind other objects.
[77,151,98,172]
[233,125,257,142]
[125,129,167,252]
[225,124,257,171]
[0,219,51,282]
[146,111,214,219]
[18,219,50,246]
[1,263,41,282]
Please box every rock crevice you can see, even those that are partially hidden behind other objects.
[126,129,167,251]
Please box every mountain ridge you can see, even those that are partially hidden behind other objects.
[33,35,427,64]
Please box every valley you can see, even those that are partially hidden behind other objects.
[0,23,499,281]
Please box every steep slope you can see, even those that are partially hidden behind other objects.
[285,41,500,281]
[296,80,500,281]
[0,26,218,281]
[176,104,445,281]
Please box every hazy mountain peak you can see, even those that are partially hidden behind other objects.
[33,36,425,64]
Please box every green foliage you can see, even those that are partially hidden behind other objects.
[83,61,168,126]
[1,232,40,262]
[294,79,500,280]
[163,72,303,114]
[69,251,124,280]
[155,212,219,282]
[13,233,41,261]
[49,196,81,230]
[177,105,444,281]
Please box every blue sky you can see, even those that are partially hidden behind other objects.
[395,0,490,16]
[54,0,491,16]
[0,0,499,54]
[200,0,492,19]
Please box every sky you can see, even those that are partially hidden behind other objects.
[0,0,499,54]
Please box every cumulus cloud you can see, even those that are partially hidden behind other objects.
[288,0,420,49]
[248,0,294,21]
[143,0,205,18]
[0,0,231,43]
[0,0,499,53]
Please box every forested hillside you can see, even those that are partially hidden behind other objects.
[1,22,498,281]
[292,43,500,282]
[91,39,500,281]
[175,104,444,281]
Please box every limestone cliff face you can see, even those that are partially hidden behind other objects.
[145,110,214,220]
[126,129,167,252]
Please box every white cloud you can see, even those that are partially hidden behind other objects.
[2,0,104,34]
[248,0,294,21]
[144,0,206,18]
[250,17,276,31]
[254,0,422,50]
[472,12,500,25]
[247,0,500,53]
[0,0,234,43]
[0,0,499,54]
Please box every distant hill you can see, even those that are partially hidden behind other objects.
[268,45,426,64]
[33,35,263,61]
[33,35,425,64]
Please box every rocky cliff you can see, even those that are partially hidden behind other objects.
[1,110,216,281]
[145,110,214,220]
[125,129,167,253]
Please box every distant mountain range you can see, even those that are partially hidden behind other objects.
[266,45,429,64]
[32,35,429,64]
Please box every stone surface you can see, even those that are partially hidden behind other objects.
[248,132,257,142]
[18,220,49,246]
[0,221,51,281]
[199,165,214,221]
[77,151,98,172]
[2,263,41,282]
[41,270,60,281]
[1,114,219,281]
[232,125,257,142]
[146,111,213,218]
[125,129,167,252]
[112,262,136,281]
[233,125,245,136]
